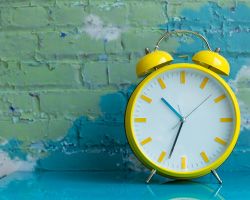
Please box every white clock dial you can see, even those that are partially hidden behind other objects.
[133,67,236,172]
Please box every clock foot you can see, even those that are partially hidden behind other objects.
[211,169,222,184]
[145,169,156,184]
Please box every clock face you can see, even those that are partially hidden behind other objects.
[129,66,239,174]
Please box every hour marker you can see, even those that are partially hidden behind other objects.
[140,137,152,146]
[214,94,226,103]
[157,151,166,163]
[181,156,187,169]
[180,71,186,84]
[200,77,209,89]
[220,118,233,122]
[134,118,147,123]
[140,95,152,103]
[200,151,209,163]
[157,78,166,89]
[214,137,227,145]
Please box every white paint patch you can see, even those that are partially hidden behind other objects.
[81,14,123,41]
[230,65,250,91]
[230,65,250,130]
[0,151,36,177]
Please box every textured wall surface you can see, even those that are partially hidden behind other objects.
[0,0,249,176]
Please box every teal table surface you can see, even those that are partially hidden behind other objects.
[0,171,249,199]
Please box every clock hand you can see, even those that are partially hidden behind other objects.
[169,120,184,158]
[171,105,182,130]
[167,95,210,158]
[171,121,180,130]
[185,94,212,119]
[177,105,182,116]
[161,98,183,120]
[171,95,211,129]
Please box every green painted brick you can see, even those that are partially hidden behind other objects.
[84,62,108,85]
[39,89,116,116]
[105,39,124,53]
[47,119,72,140]
[55,0,88,7]
[0,120,48,141]
[122,29,180,53]
[0,115,72,144]
[0,62,82,87]
[30,0,59,7]
[24,63,81,87]
[0,0,56,7]
[122,29,162,52]
[0,92,34,113]
[0,32,37,60]
[128,1,167,26]
[108,61,137,84]
[19,63,81,87]
[89,1,129,25]
[10,7,49,27]
[0,1,30,7]
[52,6,86,25]
[39,31,104,57]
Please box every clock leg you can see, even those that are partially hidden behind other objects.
[145,169,156,184]
[211,169,223,184]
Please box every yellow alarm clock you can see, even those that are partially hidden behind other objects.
[125,30,240,184]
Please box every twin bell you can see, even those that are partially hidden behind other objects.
[136,30,230,78]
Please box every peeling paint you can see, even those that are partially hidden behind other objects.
[98,0,125,11]
[0,0,249,175]
[81,14,124,41]
[60,32,67,38]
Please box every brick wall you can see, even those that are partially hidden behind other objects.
[0,0,249,175]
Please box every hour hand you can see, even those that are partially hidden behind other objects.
[161,97,183,120]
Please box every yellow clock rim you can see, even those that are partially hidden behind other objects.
[125,63,241,179]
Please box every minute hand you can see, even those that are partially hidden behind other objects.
[169,120,184,158]
[185,94,212,119]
